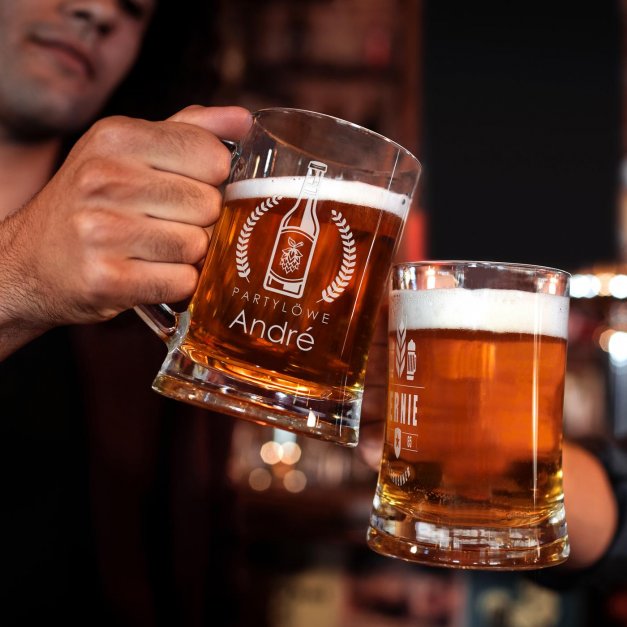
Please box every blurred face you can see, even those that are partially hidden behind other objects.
[0,0,155,139]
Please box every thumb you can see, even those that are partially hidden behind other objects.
[168,105,252,140]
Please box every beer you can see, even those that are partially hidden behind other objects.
[368,277,571,568]
[184,176,408,404]
[141,107,421,447]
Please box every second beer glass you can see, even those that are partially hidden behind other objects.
[368,261,571,569]
[139,109,421,446]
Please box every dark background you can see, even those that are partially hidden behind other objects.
[423,1,622,271]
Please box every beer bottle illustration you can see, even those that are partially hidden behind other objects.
[263,160,327,298]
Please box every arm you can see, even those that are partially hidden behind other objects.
[0,106,252,361]
[561,440,619,569]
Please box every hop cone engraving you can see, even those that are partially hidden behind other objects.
[279,238,303,274]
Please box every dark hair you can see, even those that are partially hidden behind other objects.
[101,0,220,121]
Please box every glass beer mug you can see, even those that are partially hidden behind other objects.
[367,261,571,569]
[137,108,421,447]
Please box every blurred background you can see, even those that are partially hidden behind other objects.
[95,1,627,625]
[41,0,627,627]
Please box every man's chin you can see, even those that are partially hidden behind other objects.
[2,101,97,142]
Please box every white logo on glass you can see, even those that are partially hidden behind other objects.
[394,427,402,459]
[264,161,326,298]
[395,318,416,381]
[395,318,407,378]
[235,160,357,302]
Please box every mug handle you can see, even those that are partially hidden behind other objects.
[135,303,178,342]
[133,139,241,342]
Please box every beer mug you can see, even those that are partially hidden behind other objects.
[137,108,421,446]
[367,261,571,569]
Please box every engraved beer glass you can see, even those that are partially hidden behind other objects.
[138,109,421,446]
[367,261,571,568]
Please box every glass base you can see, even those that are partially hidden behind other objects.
[367,492,570,570]
[152,347,361,447]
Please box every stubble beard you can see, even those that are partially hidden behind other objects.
[0,68,103,143]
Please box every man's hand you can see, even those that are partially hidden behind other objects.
[0,105,252,358]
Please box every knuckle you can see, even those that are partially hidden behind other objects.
[87,115,135,149]
[178,104,205,117]
[72,208,120,245]
[72,156,123,196]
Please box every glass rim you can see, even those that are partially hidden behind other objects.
[253,107,421,171]
[393,259,571,279]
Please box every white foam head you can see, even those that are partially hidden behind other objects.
[225,176,410,219]
[389,288,569,339]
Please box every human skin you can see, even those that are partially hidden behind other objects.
[0,2,253,359]
[0,0,156,137]
[561,440,618,570]
[0,105,253,359]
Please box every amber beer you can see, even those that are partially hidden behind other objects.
[368,269,571,569]
[182,176,407,430]
[139,108,420,447]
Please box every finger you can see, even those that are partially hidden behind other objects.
[80,116,235,186]
[75,209,209,265]
[168,105,253,141]
[124,261,200,305]
[89,260,201,310]
[143,177,223,225]
[147,120,233,184]
[130,219,210,264]
[90,164,224,226]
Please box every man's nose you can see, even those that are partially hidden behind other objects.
[60,0,122,37]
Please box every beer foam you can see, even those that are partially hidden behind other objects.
[225,177,409,219]
[389,288,569,339]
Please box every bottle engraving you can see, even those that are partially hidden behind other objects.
[263,161,327,298]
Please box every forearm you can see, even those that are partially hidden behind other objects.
[562,440,619,569]
[0,319,47,361]
[0,211,50,360]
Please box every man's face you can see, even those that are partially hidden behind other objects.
[0,0,155,139]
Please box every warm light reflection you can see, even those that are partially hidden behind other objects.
[570,274,601,298]
[283,469,307,493]
[570,272,627,299]
[548,275,558,295]
[608,331,627,365]
[249,468,272,491]
[599,328,613,353]
[306,410,317,427]
[281,441,302,465]
[597,273,613,296]
[609,274,627,299]
[260,441,283,465]
[426,267,436,290]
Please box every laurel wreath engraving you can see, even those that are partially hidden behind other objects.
[318,210,356,303]
[236,195,283,281]
[395,319,406,378]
